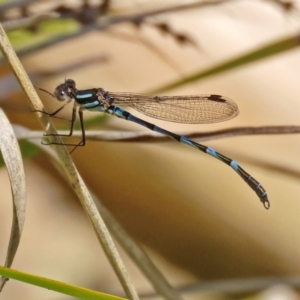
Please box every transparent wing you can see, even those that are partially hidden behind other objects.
[108,92,239,124]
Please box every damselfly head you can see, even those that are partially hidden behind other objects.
[54,79,77,102]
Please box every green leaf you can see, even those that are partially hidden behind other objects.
[0,266,127,300]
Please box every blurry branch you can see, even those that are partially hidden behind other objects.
[131,27,185,76]
[0,0,235,59]
[266,0,298,13]
[13,127,300,185]
[13,125,300,143]
[0,0,233,24]
[2,0,297,29]
[147,22,198,48]
[0,0,36,12]
[140,276,300,298]
[54,0,111,25]
[151,32,300,93]
[2,13,60,31]
[2,0,299,90]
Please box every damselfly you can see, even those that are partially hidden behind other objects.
[36,79,269,209]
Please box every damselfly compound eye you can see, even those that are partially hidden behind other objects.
[54,88,68,101]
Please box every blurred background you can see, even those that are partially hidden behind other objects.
[1,0,300,299]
